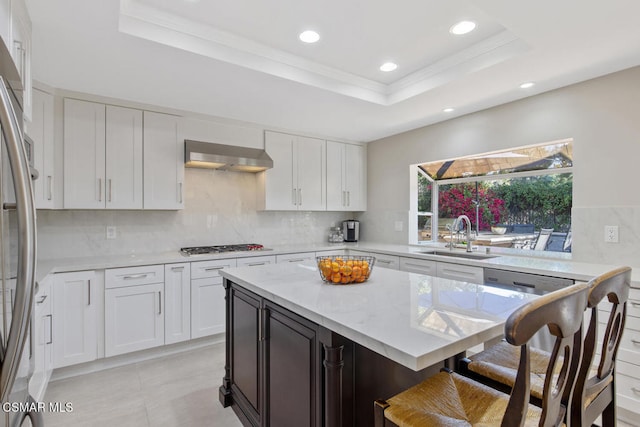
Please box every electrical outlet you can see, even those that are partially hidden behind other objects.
[106,226,117,240]
[604,225,619,243]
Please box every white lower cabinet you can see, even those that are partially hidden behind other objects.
[399,257,437,275]
[52,271,99,368]
[30,277,53,401]
[236,255,276,267]
[191,258,236,338]
[276,252,316,264]
[105,265,165,357]
[436,262,484,283]
[351,250,399,270]
[165,263,191,345]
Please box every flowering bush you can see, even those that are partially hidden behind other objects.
[438,183,506,231]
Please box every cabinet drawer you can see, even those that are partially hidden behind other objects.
[237,255,276,267]
[399,257,436,275]
[276,252,316,264]
[105,265,164,289]
[436,262,484,284]
[191,258,237,280]
[367,253,399,270]
[615,362,640,413]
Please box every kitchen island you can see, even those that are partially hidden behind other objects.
[218,261,539,427]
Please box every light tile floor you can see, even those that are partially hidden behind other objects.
[43,342,242,427]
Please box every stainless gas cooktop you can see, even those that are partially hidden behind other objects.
[180,244,267,256]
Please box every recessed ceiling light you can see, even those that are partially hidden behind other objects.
[299,30,320,43]
[380,62,398,72]
[443,107,455,113]
[450,20,476,35]
[520,82,535,89]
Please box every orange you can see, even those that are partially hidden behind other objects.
[331,273,342,283]
[352,266,362,278]
[340,265,353,276]
[331,262,340,273]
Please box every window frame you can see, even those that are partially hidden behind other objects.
[410,165,574,245]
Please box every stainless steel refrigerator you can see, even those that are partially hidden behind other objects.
[0,35,40,426]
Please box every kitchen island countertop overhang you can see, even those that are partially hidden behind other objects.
[219,261,540,371]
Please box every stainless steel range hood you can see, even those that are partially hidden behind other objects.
[184,140,273,172]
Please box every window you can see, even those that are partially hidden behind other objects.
[412,140,573,252]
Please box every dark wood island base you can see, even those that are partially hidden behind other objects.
[219,279,444,427]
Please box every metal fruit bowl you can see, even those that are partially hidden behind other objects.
[316,256,375,285]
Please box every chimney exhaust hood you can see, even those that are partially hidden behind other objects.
[184,140,273,172]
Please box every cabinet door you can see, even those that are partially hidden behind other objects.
[105,282,164,357]
[326,141,366,211]
[263,131,296,210]
[143,111,183,209]
[105,106,143,209]
[436,262,484,283]
[52,271,98,368]
[30,277,52,401]
[29,88,55,209]
[344,143,366,211]
[399,257,437,275]
[191,277,225,338]
[296,136,325,211]
[165,263,191,344]
[325,141,345,211]
[63,99,106,209]
[265,301,320,427]
[230,287,262,425]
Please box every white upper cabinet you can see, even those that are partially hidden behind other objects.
[28,88,55,209]
[63,101,182,210]
[260,130,325,211]
[326,141,366,211]
[1,0,31,120]
[143,111,184,210]
[64,99,143,209]
[105,105,143,209]
[63,99,106,209]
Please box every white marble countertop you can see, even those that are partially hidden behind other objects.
[220,261,540,371]
[35,241,639,287]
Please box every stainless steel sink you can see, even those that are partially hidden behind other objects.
[417,250,499,260]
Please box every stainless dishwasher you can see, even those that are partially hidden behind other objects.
[483,268,575,351]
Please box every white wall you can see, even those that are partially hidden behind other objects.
[361,66,640,267]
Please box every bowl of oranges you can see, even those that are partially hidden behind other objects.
[316,256,375,285]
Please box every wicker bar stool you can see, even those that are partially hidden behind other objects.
[374,282,589,427]
[458,266,631,426]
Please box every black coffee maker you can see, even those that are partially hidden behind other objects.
[342,220,360,242]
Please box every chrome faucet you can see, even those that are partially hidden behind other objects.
[452,215,473,252]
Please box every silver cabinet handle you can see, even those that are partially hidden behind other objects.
[631,339,640,345]
[247,262,266,267]
[108,178,112,202]
[87,280,91,305]
[123,273,148,280]
[287,258,305,263]
[47,175,53,201]
[632,387,640,394]
[98,178,102,202]
[378,259,392,264]
[171,266,185,271]
[46,315,53,345]
[298,188,302,206]
[158,292,162,315]
[0,76,37,402]
[347,191,350,207]
[292,188,297,206]
[631,302,640,308]
[36,295,47,304]
[205,266,225,271]
[178,182,183,204]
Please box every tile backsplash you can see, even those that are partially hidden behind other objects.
[36,168,350,259]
